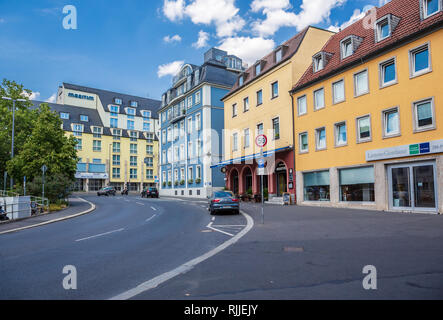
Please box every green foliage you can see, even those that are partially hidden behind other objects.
[247,187,253,195]
[27,174,73,203]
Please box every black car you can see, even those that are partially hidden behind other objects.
[208,191,240,215]
[97,187,116,196]
[141,187,159,198]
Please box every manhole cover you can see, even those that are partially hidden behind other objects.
[283,247,304,253]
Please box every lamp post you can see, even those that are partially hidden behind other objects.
[2,97,26,190]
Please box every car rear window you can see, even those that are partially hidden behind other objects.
[214,192,233,198]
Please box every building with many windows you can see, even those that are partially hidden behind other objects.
[214,26,334,202]
[290,0,443,213]
[159,48,244,198]
[33,83,161,192]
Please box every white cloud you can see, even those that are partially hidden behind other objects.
[192,30,210,48]
[46,93,57,103]
[157,60,185,78]
[163,34,182,43]
[252,0,347,37]
[379,0,391,6]
[163,0,185,22]
[21,90,41,100]
[327,5,374,32]
[219,36,275,66]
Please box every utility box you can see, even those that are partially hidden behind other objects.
[1,196,31,220]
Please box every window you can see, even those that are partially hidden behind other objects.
[239,76,244,86]
[354,70,369,97]
[180,144,184,160]
[187,117,193,134]
[73,124,83,137]
[162,150,166,164]
[174,169,178,183]
[195,113,201,131]
[383,107,400,137]
[257,123,264,136]
[335,122,347,147]
[93,127,102,138]
[146,169,154,180]
[130,143,138,154]
[112,142,120,153]
[80,115,89,122]
[341,37,353,59]
[313,54,324,72]
[188,167,194,181]
[196,139,201,157]
[357,115,372,143]
[315,127,326,150]
[114,98,122,105]
[410,43,431,77]
[130,101,138,108]
[303,171,330,201]
[332,79,345,104]
[271,82,279,99]
[272,118,280,140]
[168,170,171,183]
[110,105,119,116]
[110,118,118,128]
[145,157,153,167]
[275,48,282,63]
[60,112,70,120]
[299,132,308,153]
[196,166,202,180]
[314,88,325,110]
[233,133,238,151]
[112,168,121,179]
[376,17,390,41]
[256,90,263,106]
[75,138,82,151]
[143,122,151,132]
[167,127,172,142]
[297,95,307,116]
[142,110,151,119]
[243,97,249,112]
[127,120,135,130]
[340,167,375,202]
[244,128,250,148]
[162,129,166,144]
[187,96,193,109]
[380,58,397,87]
[423,0,441,18]
[129,131,138,142]
[130,169,137,179]
[413,98,435,132]
[195,92,201,105]
[146,145,153,155]
[232,104,238,117]
[113,155,120,166]
[93,140,102,152]
[188,141,193,158]
[174,124,179,140]
[130,156,137,167]
[255,63,261,76]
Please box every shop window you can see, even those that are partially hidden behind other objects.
[303,171,330,201]
[340,167,375,202]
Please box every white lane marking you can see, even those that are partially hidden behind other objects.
[110,211,254,300]
[75,228,124,242]
[136,202,145,206]
[211,225,246,227]
[206,222,234,237]
[145,214,157,223]
[211,217,215,221]
[151,207,157,211]
[125,200,131,202]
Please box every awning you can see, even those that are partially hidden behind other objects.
[211,146,293,168]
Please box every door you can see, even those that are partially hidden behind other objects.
[276,163,287,197]
[389,162,437,212]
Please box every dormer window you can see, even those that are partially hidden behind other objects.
[80,115,89,122]
[130,101,138,108]
[313,53,324,72]
[275,48,283,63]
[341,38,353,59]
[60,112,70,120]
[142,110,151,119]
[126,108,136,116]
[422,0,441,18]
[114,98,122,105]
[239,75,244,86]
[375,14,400,43]
[255,63,261,76]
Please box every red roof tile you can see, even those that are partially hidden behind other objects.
[292,0,443,93]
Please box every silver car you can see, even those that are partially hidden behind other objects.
[208,191,240,215]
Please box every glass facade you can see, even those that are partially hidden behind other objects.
[339,166,375,202]
[304,171,330,201]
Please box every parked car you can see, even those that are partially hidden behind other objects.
[208,191,240,215]
[97,187,116,196]
[141,187,159,198]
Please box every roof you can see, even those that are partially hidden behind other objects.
[63,83,161,119]
[223,26,317,100]
[31,101,158,141]
[200,61,240,88]
[292,0,443,93]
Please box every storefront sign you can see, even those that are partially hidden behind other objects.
[366,139,443,161]
[75,173,108,179]
[68,92,94,101]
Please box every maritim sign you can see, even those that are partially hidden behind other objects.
[68,92,94,101]
[366,139,443,161]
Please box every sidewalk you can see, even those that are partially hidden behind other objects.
[0,197,95,235]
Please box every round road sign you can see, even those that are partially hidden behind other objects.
[255,135,267,148]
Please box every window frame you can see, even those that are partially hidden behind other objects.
[332,79,346,104]
[243,97,250,112]
[232,103,238,118]
[376,16,391,42]
[423,0,442,18]
[334,121,348,148]
[409,42,432,78]
[356,114,372,144]
[299,132,309,154]
[256,89,263,106]
[315,127,327,151]
[340,37,353,59]
[382,106,401,139]
[313,87,325,111]
[353,69,370,97]
[272,117,280,141]
[412,97,436,133]
[244,128,250,149]
[271,81,279,99]
[297,95,307,116]
[379,57,398,88]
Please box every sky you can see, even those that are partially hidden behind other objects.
[0,0,390,103]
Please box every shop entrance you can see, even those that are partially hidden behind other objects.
[275,162,287,197]
[388,161,437,212]
[231,170,239,195]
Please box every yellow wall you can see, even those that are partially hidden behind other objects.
[292,29,443,172]
[223,27,334,161]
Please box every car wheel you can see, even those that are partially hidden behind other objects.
[97,193,100,197]
[235,210,240,215]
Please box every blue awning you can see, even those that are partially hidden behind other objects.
[210,146,292,168]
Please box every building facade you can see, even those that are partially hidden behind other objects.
[34,83,161,192]
[159,48,244,198]
[291,0,443,213]
[216,26,335,202]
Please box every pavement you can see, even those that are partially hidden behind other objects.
[0,197,94,235]
[133,202,443,300]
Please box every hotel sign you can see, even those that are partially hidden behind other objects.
[366,139,443,161]
[75,173,108,179]
[68,92,94,101]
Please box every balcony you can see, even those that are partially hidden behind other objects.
[170,109,187,124]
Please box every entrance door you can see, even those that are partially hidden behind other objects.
[389,162,437,212]
[275,162,287,197]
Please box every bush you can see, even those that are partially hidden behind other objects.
[188,179,194,184]
[27,173,73,203]
[195,178,201,184]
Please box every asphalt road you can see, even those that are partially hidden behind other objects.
[0,195,248,300]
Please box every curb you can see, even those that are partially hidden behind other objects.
[0,197,96,235]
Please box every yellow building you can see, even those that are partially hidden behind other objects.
[290,0,443,213]
[217,27,334,202]
[33,83,161,192]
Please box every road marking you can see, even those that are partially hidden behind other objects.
[75,228,124,242]
[145,214,157,223]
[136,202,145,206]
[211,217,215,221]
[110,211,254,300]
[151,207,157,211]
[206,222,234,237]
[125,200,131,202]
[211,225,246,227]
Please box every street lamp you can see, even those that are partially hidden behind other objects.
[2,97,26,190]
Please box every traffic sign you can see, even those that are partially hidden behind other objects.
[41,165,47,173]
[255,135,267,148]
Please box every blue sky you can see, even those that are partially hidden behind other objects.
[0,0,387,103]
